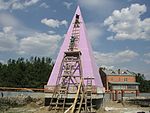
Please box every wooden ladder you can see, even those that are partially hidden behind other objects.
[64,78,84,113]
[48,62,72,112]
[86,78,93,112]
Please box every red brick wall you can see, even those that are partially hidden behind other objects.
[107,75,136,82]
[105,75,136,91]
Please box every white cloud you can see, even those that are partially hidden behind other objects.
[94,50,138,65]
[144,59,150,64]
[0,0,10,10]
[86,23,102,42]
[144,52,150,57]
[79,0,99,7]
[100,65,115,69]
[41,18,68,28]
[0,13,35,37]
[79,0,106,9]
[3,26,13,33]
[63,2,73,9]
[0,13,21,27]
[12,0,40,10]
[48,31,55,34]
[61,20,68,26]
[39,2,49,8]
[0,0,39,10]
[18,33,62,56]
[0,26,18,52]
[104,4,150,40]
[0,13,62,57]
[143,52,150,64]
[0,25,62,57]
[79,0,113,11]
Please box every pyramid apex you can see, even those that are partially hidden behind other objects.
[77,5,80,10]
[75,5,82,15]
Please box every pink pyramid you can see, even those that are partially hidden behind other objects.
[47,6,103,89]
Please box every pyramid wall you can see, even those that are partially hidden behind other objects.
[47,6,103,88]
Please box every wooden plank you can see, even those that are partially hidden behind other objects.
[64,104,73,113]
[71,79,82,113]
[77,91,84,113]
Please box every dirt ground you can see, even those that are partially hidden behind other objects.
[97,101,150,113]
[4,100,150,113]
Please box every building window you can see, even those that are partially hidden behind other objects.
[124,78,128,82]
[127,85,137,90]
[110,78,113,81]
[112,85,126,90]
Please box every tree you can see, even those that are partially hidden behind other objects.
[0,57,54,88]
[136,73,150,92]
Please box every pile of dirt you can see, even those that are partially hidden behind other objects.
[0,95,44,112]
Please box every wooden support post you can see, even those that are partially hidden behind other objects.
[115,90,118,101]
[136,90,139,97]
[112,91,115,101]
[71,79,82,113]
[109,92,112,100]
[121,90,124,101]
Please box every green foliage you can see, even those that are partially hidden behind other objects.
[0,57,54,88]
[136,73,150,93]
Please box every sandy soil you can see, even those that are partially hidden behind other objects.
[4,100,150,113]
[97,101,150,113]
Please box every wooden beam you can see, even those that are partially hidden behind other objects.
[71,78,82,113]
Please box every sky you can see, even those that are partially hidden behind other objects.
[0,0,150,79]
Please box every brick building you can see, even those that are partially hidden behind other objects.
[99,67,140,92]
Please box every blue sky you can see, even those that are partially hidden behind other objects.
[0,0,150,79]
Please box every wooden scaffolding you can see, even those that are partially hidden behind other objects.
[48,14,95,113]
